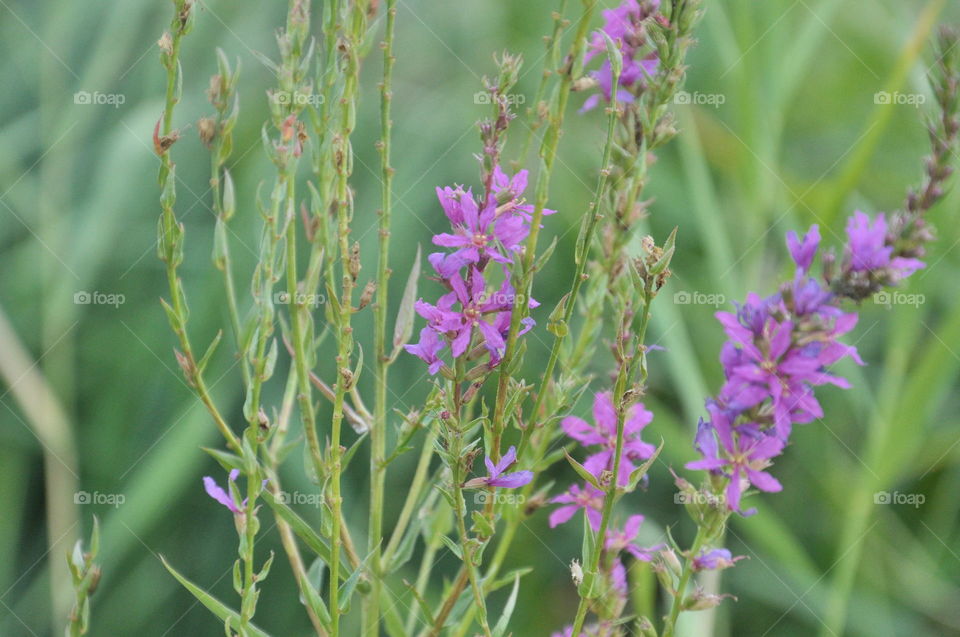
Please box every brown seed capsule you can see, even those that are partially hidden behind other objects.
[197,116,217,148]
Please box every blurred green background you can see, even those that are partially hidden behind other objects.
[2,0,960,635]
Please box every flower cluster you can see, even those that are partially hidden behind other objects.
[581,0,662,111]
[549,392,656,529]
[561,392,656,488]
[405,166,547,374]
[826,210,927,300]
[549,393,661,636]
[687,214,927,514]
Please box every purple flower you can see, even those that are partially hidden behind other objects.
[404,327,446,375]
[414,267,510,359]
[549,482,606,530]
[490,166,556,221]
[604,514,662,561]
[203,469,243,514]
[686,419,784,513]
[432,188,528,267]
[845,210,892,272]
[786,224,820,273]
[467,446,533,489]
[716,311,859,433]
[692,548,745,571]
[581,0,662,111]
[843,210,925,280]
[561,392,656,486]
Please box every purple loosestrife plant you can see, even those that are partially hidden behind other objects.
[661,29,960,636]
[143,0,959,634]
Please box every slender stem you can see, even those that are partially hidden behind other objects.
[207,90,250,387]
[662,528,707,637]
[328,3,364,631]
[570,278,654,636]
[521,64,620,457]
[157,1,240,454]
[514,0,568,171]
[454,488,492,637]
[490,0,597,437]
[287,178,325,485]
[365,1,397,632]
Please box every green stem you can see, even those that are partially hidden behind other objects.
[662,528,707,637]
[570,277,654,636]
[157,0,240,454]
[521,58,620,456]
[365,1,397,632]
[490,0,596,435]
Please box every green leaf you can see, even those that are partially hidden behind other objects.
[337,558,367,613]
[260,491,348,581]
[160,556,272,637]
[392,244,421,357]
[201,447,245,474]
[625,439,664,492]
[564,450,602,489]
[470,510,495,538]
[341,431,369,473]
[298,558,332,629]
[440,534,463,561]
[197,330,223,374]
[492,575,521,637]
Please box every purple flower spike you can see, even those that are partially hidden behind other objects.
[407,164,547,373]
[432,189,529,267]
[786,224,820,273]
[581,0,662,111]
[203,469,242,514]
[845,210,894,272]
[692,548,745,571]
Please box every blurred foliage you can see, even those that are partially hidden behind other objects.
[1,0,960,635]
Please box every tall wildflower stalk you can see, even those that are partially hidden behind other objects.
[156,0,240,453]
[364,0,398,631]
